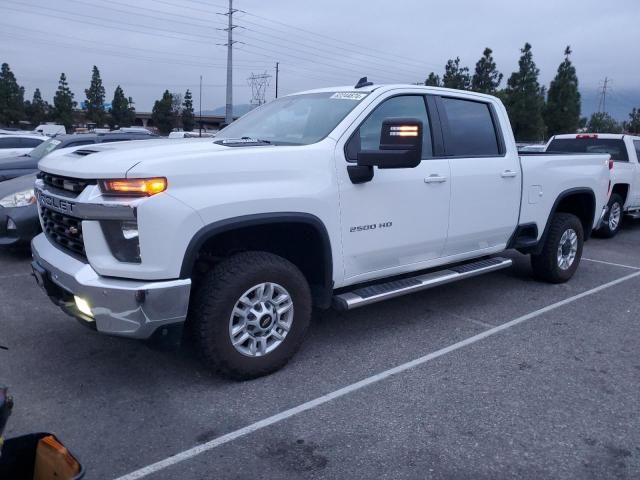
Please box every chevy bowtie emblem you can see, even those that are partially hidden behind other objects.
[69,226,79,235]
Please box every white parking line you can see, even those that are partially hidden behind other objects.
[114,270,640,480]
[582,258,640,270]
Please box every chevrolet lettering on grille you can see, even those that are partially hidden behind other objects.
[37,191,75,214]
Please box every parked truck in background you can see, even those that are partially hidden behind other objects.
[546,133,640,237]
[30,82,611,379]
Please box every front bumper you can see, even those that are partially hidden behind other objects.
[0,204,40,246]
[31,233,191,339]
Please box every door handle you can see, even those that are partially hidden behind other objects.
[424,174,447,184]
[501,170,517,178]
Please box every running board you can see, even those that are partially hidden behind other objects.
[333,257,513,311]
[626,210,640,219]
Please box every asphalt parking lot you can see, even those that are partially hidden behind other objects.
[2,221,640,480]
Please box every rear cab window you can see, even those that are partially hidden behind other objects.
[633,140,640,162]
[438,97,502,157]
[547,137,629,162]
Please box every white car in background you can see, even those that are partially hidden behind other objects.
[168,130,217,138]
[0,134,48,159]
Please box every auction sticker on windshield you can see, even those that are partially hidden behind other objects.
[330,92,368,100]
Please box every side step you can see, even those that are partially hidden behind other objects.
[626,210,640,219]
[333,257,512,311]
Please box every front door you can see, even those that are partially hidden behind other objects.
[336,94,451,283]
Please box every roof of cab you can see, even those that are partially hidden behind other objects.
[290,84,500,102]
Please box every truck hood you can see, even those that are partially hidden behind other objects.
[37,138,238,178]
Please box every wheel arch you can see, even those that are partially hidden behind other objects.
[610,183,629,206]
[180,213,334,308]
[534,188,596,255]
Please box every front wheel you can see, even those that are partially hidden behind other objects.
[595,193,624,238]
[189,251,311,380]
[531,213,584,283]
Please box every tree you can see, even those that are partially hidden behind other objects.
[424,72,441,87]
[471,48,502,94]
[53,73,76,131]
[502,43,546,142]
[84,65,106,126]
[108,85,135,128]
[544,46,581,137]
[181,89,195,131]
[152,90,175,135]
[624,107,640,134]
[587,112,622,133]
[0,63,25,127]
[442,57,471,90]
[25,88,50,126]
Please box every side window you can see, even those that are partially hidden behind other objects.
[19,138,44,148]
[0,138,23,148]
[634,140,640,161]
[100,137,131,143]
[347,95,433,161]
[440,97,501,157]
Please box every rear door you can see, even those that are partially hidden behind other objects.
[436,96,521,256]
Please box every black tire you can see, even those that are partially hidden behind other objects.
[189,251,311,380]
[595,193,624,238]
[531,213,584,284]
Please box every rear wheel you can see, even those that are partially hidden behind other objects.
[189,251,311,380]
[595,193,623,238]
[531,213,584,283]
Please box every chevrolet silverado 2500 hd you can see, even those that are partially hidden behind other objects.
[31,82,611,379]
[546,133,640,237]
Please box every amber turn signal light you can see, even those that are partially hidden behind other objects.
[100,177,167,196]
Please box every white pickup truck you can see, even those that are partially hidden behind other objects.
[546,133,640,237]
[31,82,611,379]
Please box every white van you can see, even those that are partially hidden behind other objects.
[33,124,66,137]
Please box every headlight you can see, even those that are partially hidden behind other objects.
[0,189,36,208]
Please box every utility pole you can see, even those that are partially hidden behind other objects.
[199,75,203,137]
[221,0,237,125]
[275,62,279,99]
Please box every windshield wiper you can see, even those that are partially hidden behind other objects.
[215,137,272,146]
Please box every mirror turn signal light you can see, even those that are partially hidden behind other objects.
[100,177,168,196]
[389,125,419,137]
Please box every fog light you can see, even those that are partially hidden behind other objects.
[74,296,93,318]
[121,220,139,240]
[6,218,16,230]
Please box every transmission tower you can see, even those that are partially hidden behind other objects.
[597,77,610,114]
[248,72,272,106]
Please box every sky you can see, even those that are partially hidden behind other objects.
[1,0,639,118]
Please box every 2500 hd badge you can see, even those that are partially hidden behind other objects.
[350,221,393,233]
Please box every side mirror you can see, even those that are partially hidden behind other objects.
[358,118,423,169]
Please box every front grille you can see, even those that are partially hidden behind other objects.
[39,172,96,195]
[41,206,86,259]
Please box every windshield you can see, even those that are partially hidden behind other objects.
[547,138,628,161]
[217,92,368,146]
[27,138,62,161]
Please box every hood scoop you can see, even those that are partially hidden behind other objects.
[73,149,102,157]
